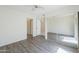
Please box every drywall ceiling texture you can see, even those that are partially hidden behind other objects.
[47,15,75,36]
[0,6,28,47]
[2,5,79,16]
[4,5,68,16]
[47,5,79,16]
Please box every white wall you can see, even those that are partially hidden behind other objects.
[47,15,74,36]
[0,7,27,47]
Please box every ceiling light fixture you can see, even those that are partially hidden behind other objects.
[32,5,44,11]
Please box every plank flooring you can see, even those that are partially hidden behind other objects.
[0,33,78,53]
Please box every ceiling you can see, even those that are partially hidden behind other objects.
[1,5,79,16]
[1,5,67,14]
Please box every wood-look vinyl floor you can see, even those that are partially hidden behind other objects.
[0,34,78,53]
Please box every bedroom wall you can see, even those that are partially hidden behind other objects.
[47,14,74,36]
[0,6,28,47]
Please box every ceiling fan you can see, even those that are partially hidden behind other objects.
[32,5,44,11]
[34,5,41,8]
